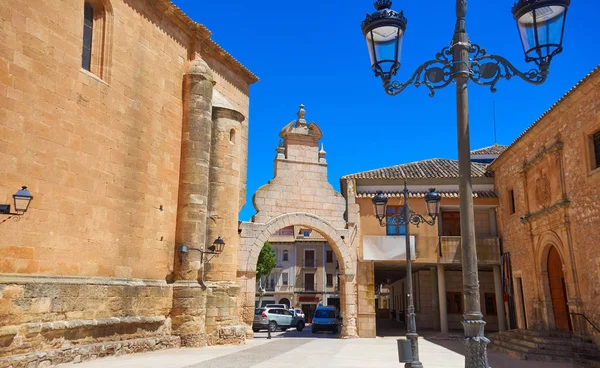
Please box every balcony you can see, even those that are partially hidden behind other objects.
[438,236,501,265]
[296,283,318,292]
[302,259,316,268]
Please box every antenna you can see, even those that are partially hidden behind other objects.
[493,100,498,145]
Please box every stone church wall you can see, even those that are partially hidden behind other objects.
[0,0,256,365]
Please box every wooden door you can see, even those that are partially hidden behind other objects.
[442,211,461,236]
[305,250,315,268]
[304,273,315,291]
[547,247,571,331]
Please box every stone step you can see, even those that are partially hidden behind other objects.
[508,328,593,342]
[489,338,600,360]
[488,342,578,364]
[491,332,600,353]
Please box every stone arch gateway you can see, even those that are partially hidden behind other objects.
[235,105,360,338]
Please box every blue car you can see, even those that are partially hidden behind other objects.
[311,306,341,334]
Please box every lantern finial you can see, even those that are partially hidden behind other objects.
[374,0,392,10]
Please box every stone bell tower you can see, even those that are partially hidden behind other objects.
[171,56,248,347]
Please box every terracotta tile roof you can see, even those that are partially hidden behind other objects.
[491,64,600,166]
[470,144,508,156]
[341,158,492,179]
[356,190,498,199]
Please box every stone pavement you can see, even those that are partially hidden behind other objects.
[57,328,574,368]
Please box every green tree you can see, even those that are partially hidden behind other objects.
[256,241,277,308]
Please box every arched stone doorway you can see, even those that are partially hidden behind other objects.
[279,298,291,308]
[547,246,571,331]
[238,212,358,338]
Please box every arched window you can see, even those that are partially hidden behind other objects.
[81,0,113,80]
[82,3,94,71]
[230,128,236,143]
[283,250,289,262]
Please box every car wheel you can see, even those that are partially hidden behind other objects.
[268,321,277,332]
[296,321,305,332]
[333,327,339,334]
[252,328,259,333]
[311,327,317,334]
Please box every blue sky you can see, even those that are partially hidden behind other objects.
[172,0,600,221]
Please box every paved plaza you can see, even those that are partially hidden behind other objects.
[57,328,574,368]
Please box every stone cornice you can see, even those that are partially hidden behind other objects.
[489,64,600,169]
[521,140,563,172]
[212,106,245,122]
[0,273,169,287]
[154,0,259,84]
[519,198,570,224]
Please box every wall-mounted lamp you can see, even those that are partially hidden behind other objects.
[178,236,225,264]
[0,186,33,216]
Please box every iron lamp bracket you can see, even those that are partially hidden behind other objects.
[382,42,548,97]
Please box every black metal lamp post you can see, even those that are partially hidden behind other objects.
[178,236,226,264]
[362,1,569,367]
[372,182,441,368]
[0,186,34,225]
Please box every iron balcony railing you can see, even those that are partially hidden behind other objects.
[303,258,316,268]
[438,236,501,265]
[297,283,317,292]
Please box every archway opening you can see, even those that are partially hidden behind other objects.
[547,246,571,331]
[251,224,346,337]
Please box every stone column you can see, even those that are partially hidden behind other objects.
[437,264,449,334]
[172,57,215,347]
[493,265,507,331]
[430,266,440,331]
[341,274,358,338]
[205,106,245,282]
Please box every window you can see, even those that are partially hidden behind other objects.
[80,1,112,80]
[447,292,463,314]
[282,272,288,286]
[441,211,461,236]
[508,189,516,215]
[386,206,406,236]
[304,273,315,291]
[326,274,333,287]
[326,250,333,263]
[82,3,93,71]
[229,129,236,143]
[282,250,288,262]
[591,130,600,170]
[484,293,496,315]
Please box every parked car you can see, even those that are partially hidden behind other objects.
[264,304,288,309]
[311,306,341,334]
[253,307,305,332]
[290,308,305,319]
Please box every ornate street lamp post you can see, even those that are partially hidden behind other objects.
[361,0,569,367]
[372,183,441,368]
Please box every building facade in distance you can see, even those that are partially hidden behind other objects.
[0,0,257,366]
[340,147,507,337]
[258,225,341,322]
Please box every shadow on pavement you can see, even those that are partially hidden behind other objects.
[252,324,341,339]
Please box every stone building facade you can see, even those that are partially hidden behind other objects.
[259,225,341,321]
[0,0,257,366]
[489,65,600,340]
[340,148,507,337]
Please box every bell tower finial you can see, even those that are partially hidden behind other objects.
[296,104,307,127]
